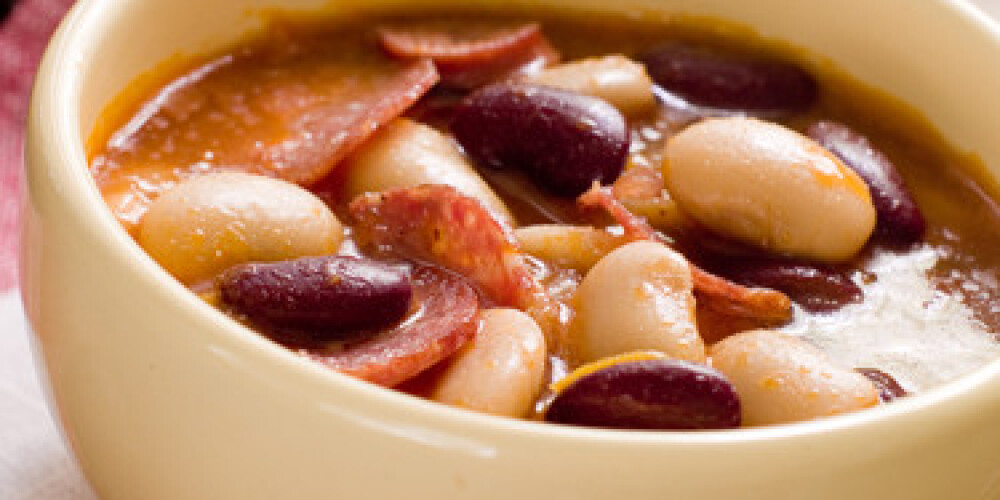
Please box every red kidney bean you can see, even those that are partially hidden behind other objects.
[709,258,862,313]
[451,82,629,197]
[219,256,412,336]
[855,368,908,402]
[641,43,817,114]
[545,359,741,430]
[808,121,926,244]
[305,264,480,387]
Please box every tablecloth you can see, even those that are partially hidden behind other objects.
[2,1,999,498]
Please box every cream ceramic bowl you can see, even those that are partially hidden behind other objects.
[22,0,1000,498]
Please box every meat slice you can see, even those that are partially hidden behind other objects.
[377,21,560,89]
[578,183,792,324]
[303,265,479,387]
[378,22,544,64]
[94,55,440,232]
[349,185,567,352]
[252,58,440,185]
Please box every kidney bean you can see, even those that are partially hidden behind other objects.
[855,368,908,402]
[305,264,480,387]
[641,43,817,114]
[452,82,629,196]
[808,121,926,244]
[219,256,411,336]
[545,355,741,430]
[709,258,863,313]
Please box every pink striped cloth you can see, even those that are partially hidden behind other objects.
[0,0,76,292]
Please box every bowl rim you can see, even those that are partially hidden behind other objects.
[26,0,1000,447]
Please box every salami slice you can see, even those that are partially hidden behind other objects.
[303,265,479,387]
[349,185,567,353]
[378,22,543,64]
[377,22,560,89]
[253,58,440,185]
[94,55,440,231]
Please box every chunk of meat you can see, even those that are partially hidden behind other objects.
[613,164,688,233]
[300,265,479,387]
[94,55,439,230]
[377,21,560,89]
[349,185,567,352]
[578,183,792,324]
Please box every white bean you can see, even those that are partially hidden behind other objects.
[138,172,343,284]
[570,240,705,364]
[523,55,656,115]
[664,117,876,262]
[515,225,626,272]
[710,329,879,426]
[431,308,547,418]
[340,118,514,226]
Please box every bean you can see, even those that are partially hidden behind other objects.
[303,264,480,387]
[545,353,741,430]
[571,241,705,364]
[522,55,657,115]
[219,256,411,336]
[515,225,626,272]
[808,121,926,244]
[855,368,908,402]
[341,118,514,226]
[642,43,817,114]
[431,308,547,418]
[709,258,862,313]
[664,117,876,262]
[139,173,343,284]
[452,82,629,197]
[711,330,879,426]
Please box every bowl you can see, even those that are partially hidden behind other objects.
[22,0,1000,498]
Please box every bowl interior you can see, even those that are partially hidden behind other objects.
[50,0,1000,437]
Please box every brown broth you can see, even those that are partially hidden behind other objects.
[88,10,1000,396]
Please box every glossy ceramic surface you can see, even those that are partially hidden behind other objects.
[22,0,1000,498]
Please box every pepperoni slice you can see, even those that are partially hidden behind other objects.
[578,183,792,324]
[349,185,567,352]
[439,36,560,90]
[94,55,440,230]
[302,265,479,387]
[253,58,440,185]
[377,22,560,89]
[378,22,543,64]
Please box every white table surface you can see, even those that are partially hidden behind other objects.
[2,2,999,498]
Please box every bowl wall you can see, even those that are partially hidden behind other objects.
[23,0,1000,498]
